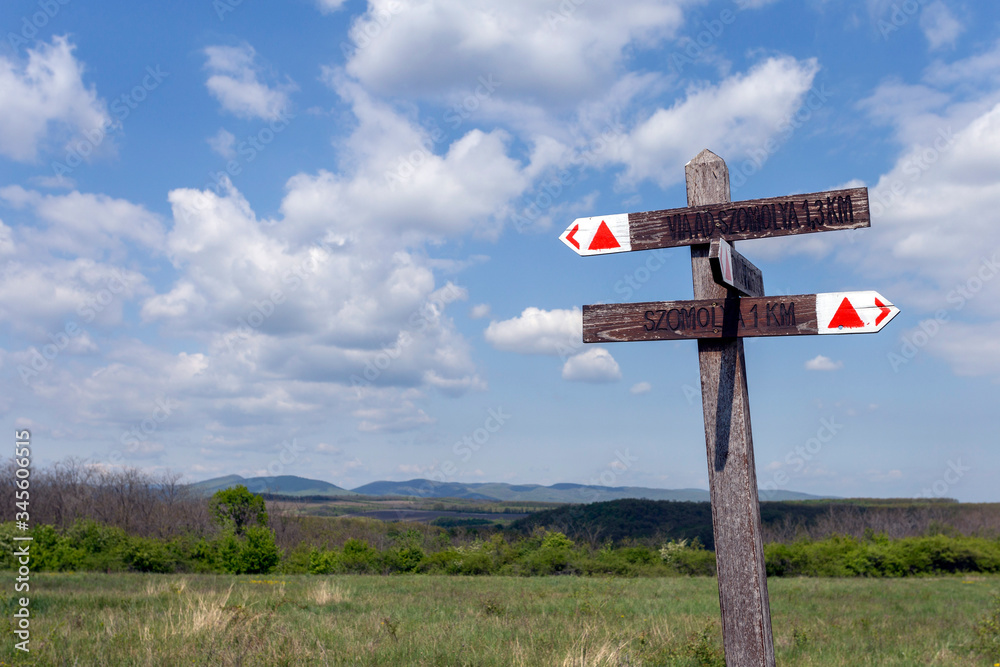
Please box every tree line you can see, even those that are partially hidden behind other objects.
[2,459,999,578]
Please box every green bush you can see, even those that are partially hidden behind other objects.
[517,546,573,576]
[452,550,494,575]
[5,516,1000,580]
[659,538,716,576]
[974,593,1000,657]
[26,521,128,572]
[384,546,425,573]
[419,549,462,574]
[309,548,338,574]
[188,537,220,572]
[617,546,657,565]
[240,526,280,574]
[540,531,574,550]
[418,547,494,575]
[0,522,31,569]
[278,542,314,574]
[670,547,717,576]
[67,520,127,555]
[121,537,176,573]
[340,539,379,574]
[217,526,280,574]
[764,534,1000,577]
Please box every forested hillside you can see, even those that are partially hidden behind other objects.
[512,497,1000,549]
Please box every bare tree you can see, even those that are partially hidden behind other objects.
[0,457,214,538]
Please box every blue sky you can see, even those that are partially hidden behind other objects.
[1,0,998,501]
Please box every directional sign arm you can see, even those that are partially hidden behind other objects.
[815,292,899,334]
[558,214,630,255]
[709,238,764,297]
[583,291,899,343]
[560,187,870,256]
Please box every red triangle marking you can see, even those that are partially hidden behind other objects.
[588,220,621,251]
[827,297,865,329]
[875,298,890,327]
[565,224,580,249]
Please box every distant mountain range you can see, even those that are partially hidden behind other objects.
[187,474,829,503]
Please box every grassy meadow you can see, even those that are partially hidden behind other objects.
[1,573,998,666]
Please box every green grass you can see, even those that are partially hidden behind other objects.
[1,573,998,665]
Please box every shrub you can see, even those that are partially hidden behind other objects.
[188,537,220,572]
[309,548,339,575]
[670,546,716,576]
[764,534,1000,577]
[278,542,314,574]
[384,546,425,573]
[122,536,176,573]
[419,549,462,574]
[217,526,280,574]
[974,593,1000,657]
[26,520,128,572]
[541,531,574,550]
[518,545,573,576]
[340,539,379,574]
[661,538,716,576]
[453,550,494,575]
[0,522,29,569]
[239,525,280,574]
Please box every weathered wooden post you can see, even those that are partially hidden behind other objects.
[558,148,899,665]
[686,149,774,665]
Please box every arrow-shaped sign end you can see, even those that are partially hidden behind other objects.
[817,291,900,334]
[871,293,900,331]
[559,215,631,256]
[565,223,580,249]
[559,221,583,253]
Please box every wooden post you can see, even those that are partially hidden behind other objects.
[685,149,775,666]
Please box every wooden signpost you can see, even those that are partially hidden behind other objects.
[560,150,898,666]
[710,238,764,298]
[558,186,870,256]
[584,291,898,342]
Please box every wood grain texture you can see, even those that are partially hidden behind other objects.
[686,150,776,667]
[583,295,816,342]
[629,186,869,251]
[709,238,765,298]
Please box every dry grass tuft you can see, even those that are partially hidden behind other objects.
[308,579,349,605]
[561,628,631,667]
[145,576,188,597]
[165,584,235,637]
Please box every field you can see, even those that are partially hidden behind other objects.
[2,573,998,666]
[266,495,556,521]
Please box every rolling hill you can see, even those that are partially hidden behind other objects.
[189,475,828,503]
[187,474,352,497]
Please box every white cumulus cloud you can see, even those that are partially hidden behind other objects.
[920,2,963,51]
[469,303,491,319]
[605,56,820,188]
[280,77,534,243]
[484,307,581,355]
[344,0,690,106]
[203,44,294,121]
[838,43,1000,378]
[0,186,164,258]
[0,36,110,162]
[316,0,348,13]
[207,128,237,159]
[135,179,484,432]
[562,348,622,383]
[805,355,843,371]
